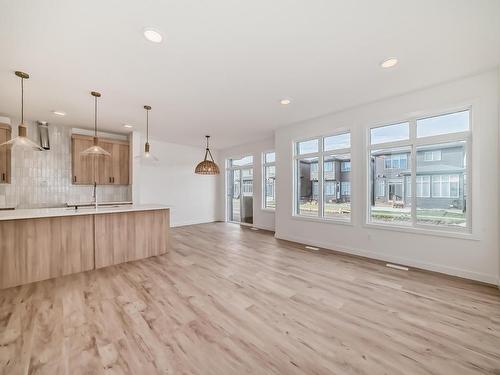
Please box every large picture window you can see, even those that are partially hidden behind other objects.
[295,132,351,221]
[368,109,470,231]
[262,151,276,209]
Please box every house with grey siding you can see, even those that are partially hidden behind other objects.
[299,156,351,203]
[371,142,466,210]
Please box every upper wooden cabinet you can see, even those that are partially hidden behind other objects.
[0,124,12,184]
[71,134,130,185]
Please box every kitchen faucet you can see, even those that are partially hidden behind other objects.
[92,181,98,209]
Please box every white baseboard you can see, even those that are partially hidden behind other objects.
[252,223,276,232]
[275,232,498,285]
[171,218,217,228]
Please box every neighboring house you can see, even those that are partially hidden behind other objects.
[299,157,351,203]
[371,142,466,210]
[232,169,254,197]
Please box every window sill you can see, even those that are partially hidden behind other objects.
[363,222,478,240]
[291,215,353,226]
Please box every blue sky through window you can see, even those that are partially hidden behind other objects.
[370,122,409,145]
[417,110,469,138]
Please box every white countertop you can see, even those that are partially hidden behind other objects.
[0,204,170,221]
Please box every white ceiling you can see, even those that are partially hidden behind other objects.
[0,0,499,149]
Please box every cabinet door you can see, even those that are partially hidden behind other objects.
[107,142,129,185]
[117,143,129,185]
[0,128,10,183]
[72,136,95,184]
[96,141,114,185]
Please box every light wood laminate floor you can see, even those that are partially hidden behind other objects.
[1,223,499,374]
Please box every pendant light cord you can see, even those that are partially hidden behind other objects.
[204,136,215,162]
[146,109,149,143]
[94,96,98,137]
[21,77,24,124]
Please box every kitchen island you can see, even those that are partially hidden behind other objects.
[0,204,169,289]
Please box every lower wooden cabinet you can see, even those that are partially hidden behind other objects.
[0,209,170,290]
[0,215,95,289]
[71,134,130,185]
[0,124,11,184]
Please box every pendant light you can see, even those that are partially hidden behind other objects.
[81,91,111,156]
[135,105,158,162]
[195,135,220,175]
[0,71,44,151]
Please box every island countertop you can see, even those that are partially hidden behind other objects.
[0,204,170,221]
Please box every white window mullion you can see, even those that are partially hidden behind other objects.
[318,140,324,218]
[410,119,417,226]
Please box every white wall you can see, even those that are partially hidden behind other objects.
[133,132,218,227]
[216,138,276,231]
[275,70,499,284]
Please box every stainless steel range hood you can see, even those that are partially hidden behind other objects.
[37,121,50,150]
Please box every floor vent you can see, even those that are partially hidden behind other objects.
[305,245,320,251]
[250,227,259,231]
[386,263,409,271]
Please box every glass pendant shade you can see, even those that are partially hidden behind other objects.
[195,135,220,175]
[0,124,44,151]
[135,142,159,162]
[81,136,111,156]
[0,71,44,151]
[81,91,110,157]
[134,105,158,163]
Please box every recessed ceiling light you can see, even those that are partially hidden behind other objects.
[380,58,398,68]
[280,98,291,105]
[143,28,163,43]
[52,110,66,116]
[123,124,133,128]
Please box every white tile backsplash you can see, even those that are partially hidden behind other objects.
[0,121,131,208]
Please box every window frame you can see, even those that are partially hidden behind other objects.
[366,107,472,234]
[293,130,352,223]
[262,151,276,211]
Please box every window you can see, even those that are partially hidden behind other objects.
[230,155,253,167]
[370,122,409,145]
[377,180,385,197]
[423,150,441,161]
[341,161,351,172]
[417,110,469,138]
[417,176,431,198]
[324,133,351,151]
[431,175,459,198]
[295,132,351,221]
[341,181,351,196]
[297,157,319,217]
[324,181,335,195]
[384,154,408,169]
[370,147,412,225]
[369,110,470,231]
[297,139,319,155]
[242,179,253,194]
[263,152,276,209]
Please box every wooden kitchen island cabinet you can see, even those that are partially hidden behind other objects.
[94,209,169,268]
[0,206,169,289]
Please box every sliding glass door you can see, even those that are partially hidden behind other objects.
[227,156,253,224]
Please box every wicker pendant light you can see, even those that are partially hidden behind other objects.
[0,71,44,151]
[195,135,219,175]
[81,91,111,156]
[135,105,158,162]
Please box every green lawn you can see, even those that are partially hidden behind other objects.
[371,207,466,226]
[299,201,351,215]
